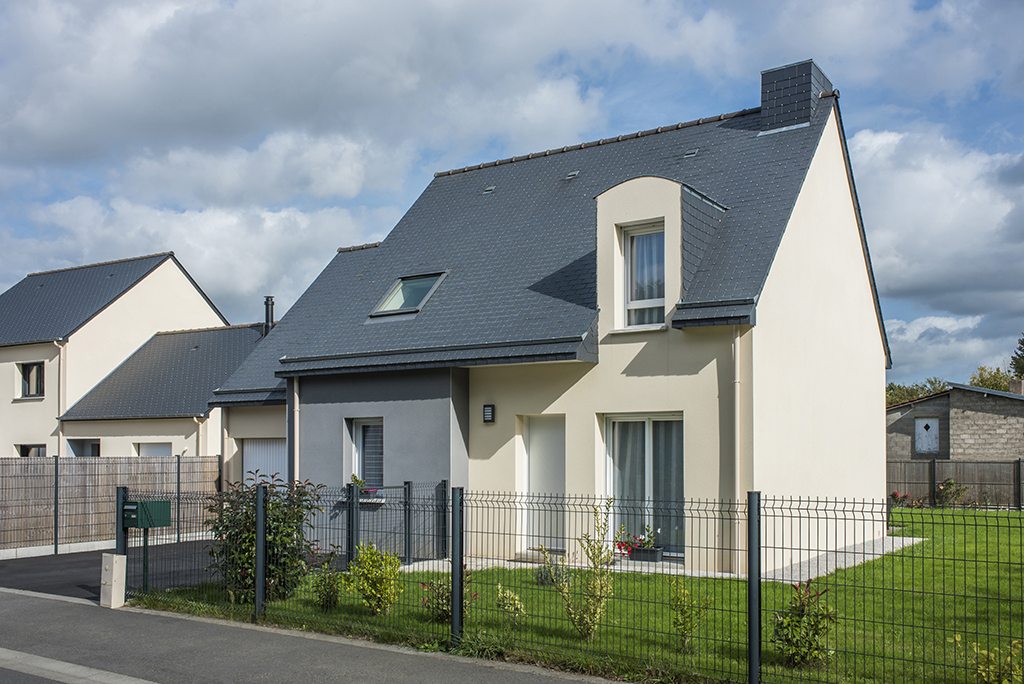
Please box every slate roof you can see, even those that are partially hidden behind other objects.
[61,324,263,421]
[0,253,227,347]
[216,79,882,403]
[887,383,1024,411]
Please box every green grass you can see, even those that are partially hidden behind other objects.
[132,509,1024,684]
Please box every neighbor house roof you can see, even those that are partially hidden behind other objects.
[61,324,263,421]
[216,71,882,404]
[888,383,1024,412]
[0,253,227,348]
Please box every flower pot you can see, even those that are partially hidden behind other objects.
[628,547,663,562]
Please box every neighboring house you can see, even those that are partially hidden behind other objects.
[214,60,890,564]
[887,383,1024,461]
[0,253,228,458]
[59,324,264,461]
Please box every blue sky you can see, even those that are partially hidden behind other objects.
[1,0,1022,385]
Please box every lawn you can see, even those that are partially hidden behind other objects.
[133,508,1023,684]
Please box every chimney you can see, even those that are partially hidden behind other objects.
[761,60,833,132]
[1010,378,1024,395]
[263,296,275,337]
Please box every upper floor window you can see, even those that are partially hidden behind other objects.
[624,224,665,326]
[372,272,445,317]
[20,362,44,397]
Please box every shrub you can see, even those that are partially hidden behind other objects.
[771,579,837,667]
[534,562,571,587]
[343,542,403,615]
[669,577,713,653]
[952,635,1023,684]
[311,547,342,611]
[936,477,968,507]
[496,583,526,626]
[541,498,621,640]
[420,565,478,623]
[204,472,324,604]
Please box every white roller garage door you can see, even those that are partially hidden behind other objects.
[242,438,288,481]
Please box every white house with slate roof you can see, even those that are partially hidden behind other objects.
[0,253,228,459]
[59,324,264,462]
[214,60,890,568]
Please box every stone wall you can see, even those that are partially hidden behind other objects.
[886,394,949,460]
[949,388,1024,461]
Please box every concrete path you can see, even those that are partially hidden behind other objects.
[0,588,609,684]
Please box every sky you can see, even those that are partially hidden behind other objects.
[1,0,1022,386]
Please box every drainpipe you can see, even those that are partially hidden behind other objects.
[54,340,66,458]
[733,325,743,574]
[193,416,202,457]
[291,377,301,483]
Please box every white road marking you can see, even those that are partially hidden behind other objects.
[0,646,159,684]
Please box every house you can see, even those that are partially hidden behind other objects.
[214,60,890,564]
[0,253,228,458]
[59,324,265,463]
[886,383,1024,461]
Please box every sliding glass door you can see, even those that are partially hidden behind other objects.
[609,415,684,554]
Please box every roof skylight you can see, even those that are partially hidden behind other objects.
[372,272,445,316]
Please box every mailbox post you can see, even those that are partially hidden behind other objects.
[121,499,171,592]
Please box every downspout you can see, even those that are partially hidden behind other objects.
[733,325,742,500]
[193,416,202,458]
[54,340,66,458]
[291,377,301,483]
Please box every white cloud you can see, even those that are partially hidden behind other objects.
[4,196,396,323]
[885,315,1014,384]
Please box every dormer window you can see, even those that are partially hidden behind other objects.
[624,224,665,326]
[371,272,445,317]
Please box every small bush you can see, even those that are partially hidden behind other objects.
[312,566,342,611]
[343,542,403,615]
[496,583,526,626]
[936,478,968,507]
[771,579,837,667]
[204,472,324,604]
[534,562,571,587]
[669,577,713,653]
[952,635,1023,684]
[420,565,478,623]
[541,498,621,640]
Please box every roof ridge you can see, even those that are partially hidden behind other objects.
[155,323,264,336]
[337,242,381,253]
[434,107,762,178]
[27,252,173,277]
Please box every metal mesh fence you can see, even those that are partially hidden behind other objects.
[0,456,219,554]
[120,486,1024,684]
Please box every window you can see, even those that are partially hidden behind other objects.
[18,444,46,458]
[607,415,683,553]
[354,419,384,489]
[136,442,173,458]
[623,225,665,326]
[372,272,445,316]
[20,362,44,397]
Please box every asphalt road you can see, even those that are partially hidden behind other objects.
[0,588,610,684]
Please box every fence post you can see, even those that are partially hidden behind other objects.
[438,479,449,560]
[176,453,182,544]
[451,486,464,646]
[747,491,761,684]
[346,483,361,564]
[255,484,266,619]
[115,486,127,556]
[53,453,59,556]
[404,481,413,563]
[1016,458,1023,511]
[929,459,937,507]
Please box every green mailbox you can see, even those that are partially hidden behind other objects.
[122,500,171,529]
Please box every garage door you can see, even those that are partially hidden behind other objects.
[242,438,288,482]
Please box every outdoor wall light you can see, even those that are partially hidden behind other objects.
[483,404,496,424]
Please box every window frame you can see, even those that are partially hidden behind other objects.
[352,418,384,489]
[622,222,666,328]
[20,362,44,398]
[369,271,447,318]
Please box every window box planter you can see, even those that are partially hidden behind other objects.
[628,547,663,562]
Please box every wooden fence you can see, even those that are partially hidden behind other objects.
[887,458,1024,508]
[0,456,220,555]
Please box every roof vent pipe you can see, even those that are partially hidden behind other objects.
[264,296,275,337]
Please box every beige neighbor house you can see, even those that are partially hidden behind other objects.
[59,324,265,465]
[214,60,891,570]
[0,253,228,459]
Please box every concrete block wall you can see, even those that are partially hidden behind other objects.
[886,394,950,460]
[949,388,1024,460]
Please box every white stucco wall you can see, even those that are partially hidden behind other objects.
[61,418,199,458]
[64,259,225,407]
[222,405,287,483]
[750,108,887,501]
[0,342,61,457]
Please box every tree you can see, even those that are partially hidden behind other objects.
[969,365,1011,392]
[1012,333,1024,379]
[885,377,948,407]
